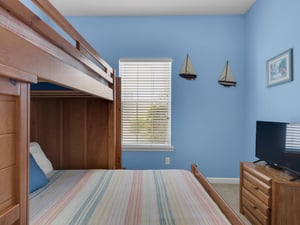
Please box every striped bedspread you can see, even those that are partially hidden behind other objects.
[30,169,231,225]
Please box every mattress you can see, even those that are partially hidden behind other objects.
[30,169,231,225]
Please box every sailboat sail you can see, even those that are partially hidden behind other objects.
[218,61,236,87]
[179,54,197,80]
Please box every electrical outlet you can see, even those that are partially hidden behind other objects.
[165,157,170,165]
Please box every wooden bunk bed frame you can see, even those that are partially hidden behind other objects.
[0,1,243,225]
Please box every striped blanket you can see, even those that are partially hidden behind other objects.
[30,169,231,225]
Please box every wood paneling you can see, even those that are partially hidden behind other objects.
[0,79,29,225]
[31,97,119,169]
[0,97,16,134]
[0,167,16,211]
[86,99,108,168]
[30,99,62,169]
[0,91,17,217]
[0,134,16,168]
[63,99,85,169]
[0,205,19,225]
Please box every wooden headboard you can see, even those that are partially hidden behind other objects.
[30,81,121,170]
[0,1,119,224]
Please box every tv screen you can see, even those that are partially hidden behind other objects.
[256,121,300,176]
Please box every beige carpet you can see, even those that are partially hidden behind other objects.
[211,183,252,225]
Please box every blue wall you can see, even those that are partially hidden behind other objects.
[21,0,74,43]
[21,0,50,22]
[23,0,300,177]
[67,16,246,177]
[244,0,300,160]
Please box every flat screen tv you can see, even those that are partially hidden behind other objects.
[256,121,300,177]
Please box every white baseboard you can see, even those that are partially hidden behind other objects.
[207,177,240,184]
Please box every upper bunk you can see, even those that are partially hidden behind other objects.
[0,0,115,100]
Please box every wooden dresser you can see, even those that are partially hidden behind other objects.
[240,162,300,225]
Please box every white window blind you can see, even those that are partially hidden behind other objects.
[119,58,172,150]
[285,123,300,152]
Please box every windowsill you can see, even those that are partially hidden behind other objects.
[122,145,174,152]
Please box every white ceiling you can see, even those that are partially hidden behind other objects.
[49,0,256,16]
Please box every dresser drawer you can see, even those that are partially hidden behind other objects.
[243,206,267,225]
[243,178,271,206]
[243,163,271,184]
[242,187,270,215]
[242,187,270,225]
[243,170,271,196]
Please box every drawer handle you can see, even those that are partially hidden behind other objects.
[254,186,259,190]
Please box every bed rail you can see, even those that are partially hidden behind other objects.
[191,164,245,225]
[32,0,114,82]
[0,0,115,99]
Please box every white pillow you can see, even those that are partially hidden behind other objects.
[30,142,54,175]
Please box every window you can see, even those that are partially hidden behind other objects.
[119,58,172,151]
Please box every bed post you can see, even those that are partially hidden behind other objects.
[107,71,117,169]
[115,77,122,169]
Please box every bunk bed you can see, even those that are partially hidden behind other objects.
[0,1,244,225]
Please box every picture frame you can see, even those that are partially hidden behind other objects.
[266,48,293,87]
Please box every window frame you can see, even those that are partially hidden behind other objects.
[119,58,173,152]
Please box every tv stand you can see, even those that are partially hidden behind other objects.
[265,162,282,170]
[264,163,300,181]
[253,159,263,163]
[290,176,300,182]
[240,162,300,225]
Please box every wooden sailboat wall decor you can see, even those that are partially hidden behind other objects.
[218,61,236,87]
[179,54,197,80]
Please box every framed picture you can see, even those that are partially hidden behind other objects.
[267,48,293,87]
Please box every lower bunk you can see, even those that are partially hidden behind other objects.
[29,165,244,225]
